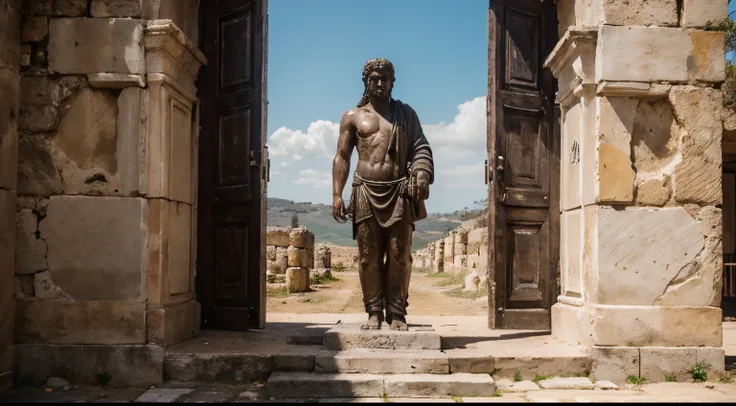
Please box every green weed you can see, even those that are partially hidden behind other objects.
[691,361,711,383]
[627,375,648,385]
[533,374,551,383]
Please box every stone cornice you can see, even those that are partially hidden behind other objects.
[144,19,207,80]
[544,28,598,78]
[596,81,672,98]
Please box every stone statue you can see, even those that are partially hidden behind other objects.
[331,58,435,331]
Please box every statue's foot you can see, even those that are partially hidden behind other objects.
[389,314,408,331]
[360,311,384,330]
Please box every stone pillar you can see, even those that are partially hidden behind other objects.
[285,227,313,293]
[546,0,728,383]
[458,229,468,268]
[0,0,20,390]
[436,240,445,273]
[144,19,205,347]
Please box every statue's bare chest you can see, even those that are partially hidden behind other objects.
[356,110,393,139]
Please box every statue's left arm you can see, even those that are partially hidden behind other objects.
[407,107,434,200]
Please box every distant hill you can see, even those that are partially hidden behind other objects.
[267,197,488,251]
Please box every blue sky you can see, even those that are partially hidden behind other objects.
[266,1,736,214]
[266,0,489,214]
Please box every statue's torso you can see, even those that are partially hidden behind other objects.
[351,106,402,182]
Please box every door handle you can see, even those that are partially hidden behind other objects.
[495,155,506,203]
[484,160,488,185]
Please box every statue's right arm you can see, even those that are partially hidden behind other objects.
[332,111,356,200]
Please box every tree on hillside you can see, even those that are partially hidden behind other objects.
[291,213,299,228]
[718,6,736,108]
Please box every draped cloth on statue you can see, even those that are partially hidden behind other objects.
[349,99,435,239]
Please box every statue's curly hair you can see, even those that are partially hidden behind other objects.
[357,58,396,107]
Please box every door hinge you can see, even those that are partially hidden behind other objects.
[263,147,270,182]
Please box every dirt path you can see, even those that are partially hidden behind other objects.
[267,270,488,316]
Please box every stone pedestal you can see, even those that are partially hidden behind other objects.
[323,323,441,351]
[546,0,727,382]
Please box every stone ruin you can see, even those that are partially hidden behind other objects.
[414,227,489,292]
[266,226,332,293]
[313,245,332,278]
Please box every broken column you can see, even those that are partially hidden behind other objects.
[546,0,727,383]
[287,227,312,292]
[266,226,313,293]
[435,240,445,274]
[315,245,331,270]
[456,229,468,268]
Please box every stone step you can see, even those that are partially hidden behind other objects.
[323,323,441,351]
[314,349,449,374]
[385,373,496,398]
[266,372,496,398]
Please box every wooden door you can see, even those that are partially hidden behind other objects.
[487,0,559,330]
[196,0,268,330]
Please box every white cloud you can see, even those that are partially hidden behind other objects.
[293,168,332,188]
[441,163,486,189]
[423,96,487,158]
[268,120,339,160]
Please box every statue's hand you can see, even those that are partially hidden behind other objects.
[332,196,348,223]
[416,170,430,201]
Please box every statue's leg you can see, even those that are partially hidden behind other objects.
[385,218,413,331]
[356,217,386,329]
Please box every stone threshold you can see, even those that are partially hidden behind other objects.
[163,315,591,384]
[14,314,593,387]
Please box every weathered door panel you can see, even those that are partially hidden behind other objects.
[488,0,559,330]
[197,0,268,330]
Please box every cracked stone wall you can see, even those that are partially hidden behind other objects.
[417,226,488,278]
[13,0,203,358]
[0,0,21,391]
[14,0,150,348]
[549,0,728,383]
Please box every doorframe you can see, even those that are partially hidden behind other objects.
[191,0,559,331]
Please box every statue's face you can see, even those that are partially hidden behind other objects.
[366,68,393,99]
